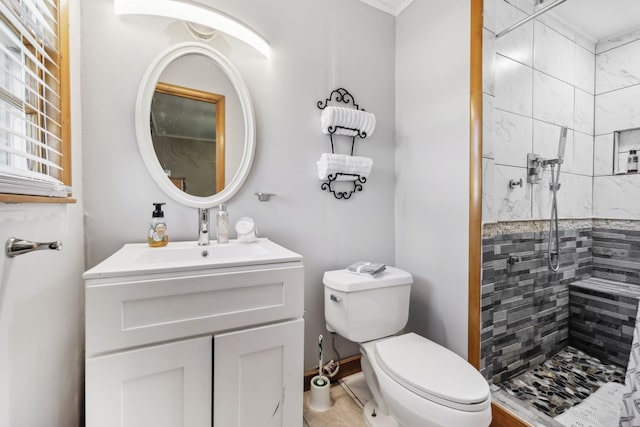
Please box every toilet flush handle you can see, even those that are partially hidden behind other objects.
[330,294,342,303]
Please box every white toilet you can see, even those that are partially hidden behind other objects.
[323,267,492,427]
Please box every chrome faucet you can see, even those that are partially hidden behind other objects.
[198,208,210,246]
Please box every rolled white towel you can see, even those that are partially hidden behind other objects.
[316,153,373,181]
[320,106,376,137]
[320,107,356,136]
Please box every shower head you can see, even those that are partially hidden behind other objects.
[557,126,568,159]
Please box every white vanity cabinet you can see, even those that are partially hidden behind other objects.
[83,239,304,427]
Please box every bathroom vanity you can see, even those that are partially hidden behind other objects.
[83,238,304,427]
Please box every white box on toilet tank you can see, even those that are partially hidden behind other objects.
[323,267,413,343]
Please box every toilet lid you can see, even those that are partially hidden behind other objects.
[375,333,490,407]
[323,267,413,292]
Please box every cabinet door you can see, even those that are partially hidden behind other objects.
[214,319,304,427]
[86,336,211,427]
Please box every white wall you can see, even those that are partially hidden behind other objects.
[483,0,595,223]
[395,1,471,358]
[81,0,396,370]
[0,0,85,425]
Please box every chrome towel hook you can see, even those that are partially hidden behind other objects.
[254,192,276,202]
[6,238,62,258]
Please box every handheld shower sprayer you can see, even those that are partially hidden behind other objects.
[547,126,568,271]
[557,126,567,159]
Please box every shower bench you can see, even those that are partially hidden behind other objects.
[569,277,640,369]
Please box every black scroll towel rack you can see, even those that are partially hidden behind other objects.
[317,88,371,200]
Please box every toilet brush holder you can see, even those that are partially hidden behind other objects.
[308,375,332,412]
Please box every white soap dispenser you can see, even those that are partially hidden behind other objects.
[216,204,229,243]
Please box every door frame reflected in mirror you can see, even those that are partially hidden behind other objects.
[152,82,226,194]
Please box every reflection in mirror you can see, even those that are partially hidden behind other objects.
[150,50,245,200]
[151,82,226,196]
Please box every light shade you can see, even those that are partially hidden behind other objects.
[114,0,270,58]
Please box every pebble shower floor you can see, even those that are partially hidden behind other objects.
[499,346,626,418]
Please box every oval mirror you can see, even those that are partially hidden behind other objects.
[136,42,255,208]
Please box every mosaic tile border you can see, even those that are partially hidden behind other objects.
[483,219,640,238]
[483,219,595,237]
[593,219,640,231]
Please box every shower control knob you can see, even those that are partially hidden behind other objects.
[509,178,523,189]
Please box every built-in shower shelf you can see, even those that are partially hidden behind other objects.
[614,128,640,175]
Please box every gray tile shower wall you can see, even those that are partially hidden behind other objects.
[568,277,639,368]
[592,228,640,285]
[481,228,592,384]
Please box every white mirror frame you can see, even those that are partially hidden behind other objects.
[136,41,256,208]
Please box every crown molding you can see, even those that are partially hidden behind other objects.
[359,0,415,16]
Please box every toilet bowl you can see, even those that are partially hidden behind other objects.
[360,333,491,427]
[323,267,492,427]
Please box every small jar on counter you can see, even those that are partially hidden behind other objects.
[235,217,258,243]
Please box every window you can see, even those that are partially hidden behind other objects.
[0,0,71,200]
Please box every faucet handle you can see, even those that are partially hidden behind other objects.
[199,207,210,222]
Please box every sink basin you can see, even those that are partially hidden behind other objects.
[135,241,270,264]
[83,238,302,279]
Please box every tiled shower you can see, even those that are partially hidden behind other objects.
[483,0,640,424]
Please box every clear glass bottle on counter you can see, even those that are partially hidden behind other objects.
[216,204,229,243]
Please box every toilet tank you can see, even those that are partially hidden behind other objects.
[323,266,413,343]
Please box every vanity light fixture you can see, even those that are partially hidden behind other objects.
[114,0,270,58]
[185,22,217,41]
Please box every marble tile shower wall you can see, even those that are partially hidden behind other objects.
[480,228,592,384]
[482,0,595,223]
[594,31,640,219]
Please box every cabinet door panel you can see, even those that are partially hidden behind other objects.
[214,319,303,427]
[86,336,211,427]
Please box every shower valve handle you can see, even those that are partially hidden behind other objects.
[509,178,523,189]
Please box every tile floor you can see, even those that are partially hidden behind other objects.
[303,372,372,427]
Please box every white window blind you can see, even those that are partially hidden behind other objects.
[0,0,69,197]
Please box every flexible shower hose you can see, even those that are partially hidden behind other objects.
[548,163,561,271]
